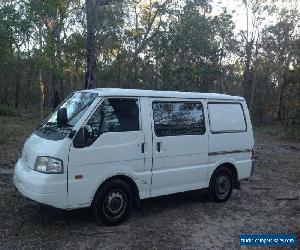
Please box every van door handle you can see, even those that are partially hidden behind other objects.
[141,143,145,153]
[157,142,161,152]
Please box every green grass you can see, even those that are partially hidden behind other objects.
[0,114,40,169]
[0,105,19,117]
[258,125,300,142]
[0,115,39,146]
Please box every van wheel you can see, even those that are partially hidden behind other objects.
[209,167,233,202]
[92,179,133,225]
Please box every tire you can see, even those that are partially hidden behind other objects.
[209,166,234,202]
[92,179,133,226]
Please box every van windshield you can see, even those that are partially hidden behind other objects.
[35,92,98,140]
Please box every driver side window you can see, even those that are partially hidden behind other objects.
[86,98,140,145]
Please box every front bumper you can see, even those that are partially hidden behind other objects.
[13,159,67,209]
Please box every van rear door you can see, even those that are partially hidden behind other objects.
[149,98,208,197]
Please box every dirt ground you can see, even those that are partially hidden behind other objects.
[0,116,299,249]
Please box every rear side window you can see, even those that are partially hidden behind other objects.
[153,101,206,137]
[208,103,246,133]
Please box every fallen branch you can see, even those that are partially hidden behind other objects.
[250,187,271,190]
[275,197,299,201]
[69,230,118,235]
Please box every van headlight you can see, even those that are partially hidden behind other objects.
[34,157,63,174]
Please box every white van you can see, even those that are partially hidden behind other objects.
[14,88,254,225]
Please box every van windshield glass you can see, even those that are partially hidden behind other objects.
[35,92,98,140]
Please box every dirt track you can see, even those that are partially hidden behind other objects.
[0,129,299,249]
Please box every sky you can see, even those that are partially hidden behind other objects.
[211,0,247,32]
[211,0,300,34]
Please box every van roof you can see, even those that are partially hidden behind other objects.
[78,88,245,101]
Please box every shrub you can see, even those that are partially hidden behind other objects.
[0,105,18,116]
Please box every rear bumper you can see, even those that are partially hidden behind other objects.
[13,159,67,209]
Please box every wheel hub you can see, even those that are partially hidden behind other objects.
[102,190,127,220]
[216,175,229,194]
[107,192,124,214]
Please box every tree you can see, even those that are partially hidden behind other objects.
[0,2,31,108]
[263,10,299,121]
[27,0,72,109]
[0,0,299,130]
[125,0,173,85]
[85,0,120,89]
[212,9,239,93]
[240,0,270,113]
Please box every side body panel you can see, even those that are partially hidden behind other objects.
[66,97,254,207]
[67,97,147,208]
[207,100,254,183]
[149,98,209,197]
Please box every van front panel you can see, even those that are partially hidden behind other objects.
[67,97,147,207]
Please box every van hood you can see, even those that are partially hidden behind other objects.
[21,133,65,170]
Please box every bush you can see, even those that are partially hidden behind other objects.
[0,130,9,145]
[261,125,300,142]
[0,105,18,116]
[286,126,300,141]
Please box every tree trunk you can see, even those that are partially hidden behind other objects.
[243,39,254,110]
[85,0,97,89]
[56,33,64,101]
[5,85,9,106]
[85,0,115,89]
[14,47,21,109]
[132,4,139,87]
[25,64,33,110]
[277,51,292,121]
[39,71,45,120]
[277,79,286,121]
[38,20,44,120]
[51,67,59,109]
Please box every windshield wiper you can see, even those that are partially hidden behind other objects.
[59,125,73,132]
[41,126,57,134]
[35,122,58,132]
[45,122,57,126]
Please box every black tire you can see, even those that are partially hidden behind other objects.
[92,179,133,225]
[209,166,234,202]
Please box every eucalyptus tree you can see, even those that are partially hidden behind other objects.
[212,9,240,93]
[0,2,32,108]
[262,9,299,121]
[239,0,272,113]
[27,0,73,109]
[150,0,220,91]
[85,0,123,89]
[95,2,125,86]
[125,0,173,85]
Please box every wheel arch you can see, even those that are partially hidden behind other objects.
[210,162,239,190]
[91,174,140,208]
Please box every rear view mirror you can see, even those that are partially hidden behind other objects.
[57,108,68,128]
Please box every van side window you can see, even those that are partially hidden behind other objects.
[86,98,140,141]
[208,103,246,133]
[153,102,205,137]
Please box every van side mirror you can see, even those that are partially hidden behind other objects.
[73,126,89,148]
[57,108,68,128]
